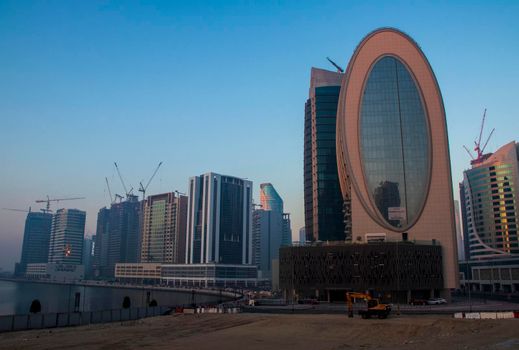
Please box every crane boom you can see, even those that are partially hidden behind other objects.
[326,57,344,73]
[114,162,130,197]
[138,162,163,200]
[35,196,85,212]
[144,162,162,190]
[105,177,114,204]
[2,207,31,213]
[481,128,495,154]
[476,108,487,148]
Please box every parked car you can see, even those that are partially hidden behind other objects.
[409,298,427,305]
[426,297,447,305]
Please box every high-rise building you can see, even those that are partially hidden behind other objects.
[93,207,110,277]
[93,196,142,277]
[140,192,188,264]
[48,209,86,265]
[186,173,253,265]
[458,141,519,293]
[253,208,282,279]
[336,28,459,293]
[83,235,95,278]
[454,200,464,261]
[16,212,53,275]
[260,183,283,212]
[304,68,346,242]
[460,141,519,260]
[107,196,141,271]
[282,213,292,246]
[298,227,306,244]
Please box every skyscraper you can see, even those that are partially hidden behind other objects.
[460,141,519,260]
[304,68,346,242]
[93,207,110,277]
[260,183,283,212]
[140,192,188,264]
[17,212,53,275]
[93,196,142,277]
[336,28,459,293]
[186,173,253,264]
[48,209,86,265]
[253,208,282,279]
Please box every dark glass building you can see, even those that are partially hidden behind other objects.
[94,196,142,278]
[186,173,253,265]
[304,68,345,242]
[16,212,53,275]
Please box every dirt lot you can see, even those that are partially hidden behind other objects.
[0,313,517,350]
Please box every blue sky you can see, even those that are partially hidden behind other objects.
[0,0,518,271]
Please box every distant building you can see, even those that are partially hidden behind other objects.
[253,208,282,279]
[260,183,283,212]
[83,235,95,279]
[304,68,346,242]
[16,212,53,275]
[459,141,519,293]
[460,142,519,260]
[93,195,142,278]
[48,209,86,265]
[186,173,253,265]
[282,213,292,246]
[140,192,188,264]
[298,227,305,244]
[93,207,110,277]
[454,200,464,261]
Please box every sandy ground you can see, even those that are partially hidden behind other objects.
[0,313,518,350]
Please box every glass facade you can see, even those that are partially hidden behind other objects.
[260,183,283,213]
[360,56,430,228]
[48,209,86,265]
[463,160,519,259]
[310,85,345,241]
[18,212,53,275]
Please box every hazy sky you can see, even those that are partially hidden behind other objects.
[1,1,518,271]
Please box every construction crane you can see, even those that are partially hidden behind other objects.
[463,108,495,166]
[2,207,32,213]
[35,196,85,213]
[105,177,114,205]
[114,162,134,198]
[138,162,163,200]
[174,189,186,198]
[326,57,344,73]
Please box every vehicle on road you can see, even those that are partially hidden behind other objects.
[346,292,391,319]
[427,297,447,305]
[409,298,427,305]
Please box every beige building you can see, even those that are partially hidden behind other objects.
[336,28,459,295]
[140,193,188,264]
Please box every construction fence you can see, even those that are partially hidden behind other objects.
[0,306,170,333]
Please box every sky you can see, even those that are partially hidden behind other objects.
[0,0,518,271]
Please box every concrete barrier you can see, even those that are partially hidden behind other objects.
[465,312,481,319]
[12,315,28,331]
[28,314,43,329]
[0,316,12,332]
[496,312,514,319]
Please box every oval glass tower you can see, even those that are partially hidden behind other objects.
[360,56,430,229]
[336,28,458,292]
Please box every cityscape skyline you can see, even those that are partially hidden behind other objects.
[1,1,519,271]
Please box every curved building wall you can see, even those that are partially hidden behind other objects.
[336,28,458,290]
[462,142,519,259]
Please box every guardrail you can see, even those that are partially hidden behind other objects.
[0,306,170,333]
